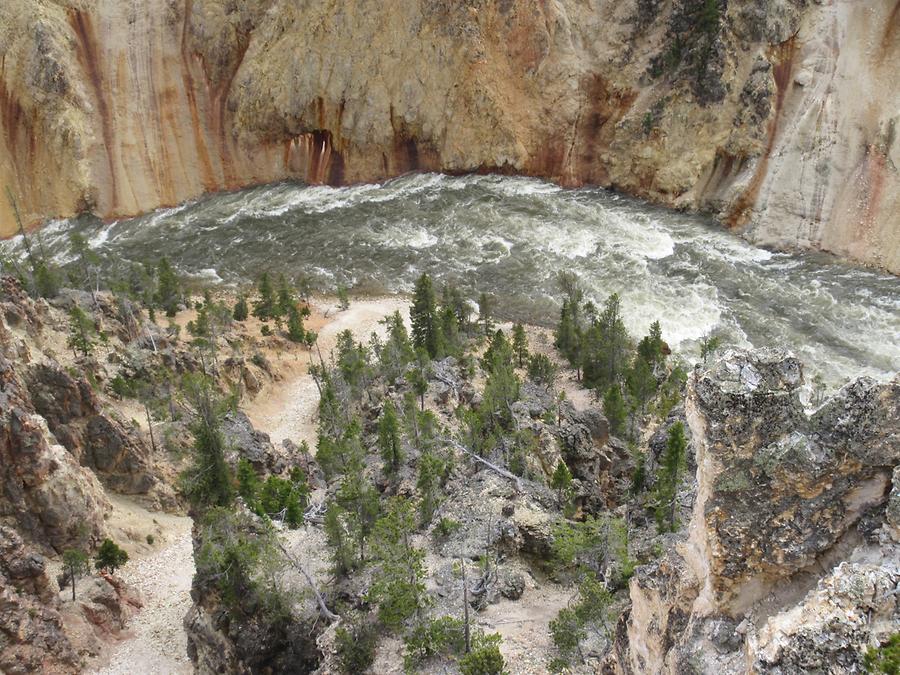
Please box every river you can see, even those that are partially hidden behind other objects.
[5,173,898,391]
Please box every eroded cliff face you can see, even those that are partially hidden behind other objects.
[611,349,900,674]
[1,0,898,272]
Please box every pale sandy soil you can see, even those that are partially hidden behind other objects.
[245,296,408,446]
[85,496,194,675]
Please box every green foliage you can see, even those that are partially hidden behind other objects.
[378,311,415,384]
[654,421,688,532]
[411,272,442,358]
[550,460,573,501]
[603,385,627,438]
[335,615,378,674]
[865,633,900,674]
[406,348,431,411]
[369,497,431,629]
[194,508,292,620]
[286,306,307,343]
[275,274,296,317]
[655,365,687,419]
[550,575,615,668]
[62,548,90,600]
[478,292,494,336]
[155,258,181,317]
[434,517,461,539]
[94,538,129,574]
[180,378,234,510]
[334,453,380,566]
[582,293,629,391]
[527,353,557,388]
[459,633,506,675]
[631,451,647,495]
[417,449,451,524]
[237,459,309,528]
[511,323,529,367]
[552,516,631,586]
[232,294,248,321]
[253,272,277,320]
[67,305,95,358]
[626,354,657,415]
[378,399,403,476]
[337,285,350,310]
[336,330,370,396]
[403,616,467,671]
[637,320,666,366]
[700,333,722,364]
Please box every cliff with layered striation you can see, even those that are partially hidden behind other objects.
[1,0,898,271]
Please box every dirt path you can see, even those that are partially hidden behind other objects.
[245,297,407,445]
[88,498,194,675]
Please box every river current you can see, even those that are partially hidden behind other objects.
[5,173,898,390]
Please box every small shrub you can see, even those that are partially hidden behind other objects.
[459,633,506,675]
[864,632,900,674]
[335,617,378,675]
[146,534,155,545]
[434,517,461,539]
[260,324,272,337]
[94,539,129,574]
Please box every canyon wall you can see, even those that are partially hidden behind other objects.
[1,0,898,272]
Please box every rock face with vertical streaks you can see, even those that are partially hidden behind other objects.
[1,0,897,272]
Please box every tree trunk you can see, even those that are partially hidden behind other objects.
[145,404,157,453]
[461,558,471,654]
[70,570,76,602]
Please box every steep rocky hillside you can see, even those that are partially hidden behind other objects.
[1,0,898,272]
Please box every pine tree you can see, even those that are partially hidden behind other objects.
[236,458,262,509]
[626,355,657,416]
[406,348,431,411]
[324,502,356,578]
[555,300,583,380]
[233,294,249,321]
[336,456,380,564]
[478,292,494,336]
[62,549,90,601]
[637,320,665,366]
[369,497,431,629]
[181,379,234,509]
[654,421,687,532]
[603,385,627,438]
[253,272,276,320]
[378,400,403,476]
[275,274,296,317]
[417,451,447,524]
[155,258,181,317]
[68,231,101,303]
[287,306,306,343]
[94,539,129,575]
[67,305,95,358]
[411,272,441,358]
[379,311,415,384]
[550,460,573,502]
[511,323,529,367]
[583,293,629,390]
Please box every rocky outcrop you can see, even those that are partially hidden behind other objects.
[1,0,897,272]
[0,354,110,553]
[613,348,900,674]
[0,525,79,674]
[26,363,166,496]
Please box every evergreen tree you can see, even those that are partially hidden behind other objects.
[378,400,403,476]
[324,502,356,579]
[336,330,370,396]
[438,305,461,356]
[62,549,90,601]
[68,231,101,302]
[67,305,95,358]
[181,379,234,509]
[253,272,276,320]
[286,306,307,343]
[637,320,666,366]
[583,293,629,391]
[478,292,494,336]
[411,272,442,358]
[155,258,181,317]
[442,283,471,334]
[603,385,627,438]
[527,353,558,388]
[275,274,296,317]
[626,354,657,416]
[416,450,447,524]
[233,294,249,321]
[236,458,262,508]
[550,460,573,502]
[511,323,529,367]
[700,333,722,364]
[336,455,380,564]
[406,348,431,411]
[555,300,583,380]
[654,421,687,532]
[379,311,415,384]
[368,497,431,629]
[94,539,129,575]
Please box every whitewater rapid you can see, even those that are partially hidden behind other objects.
[4,173,898,390]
